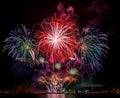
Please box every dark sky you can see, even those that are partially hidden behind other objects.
[0,0,120,89]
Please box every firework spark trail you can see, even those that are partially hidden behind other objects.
[37,74,76,92]
[3,25,35,63]
[77,27,109,73]
[35,15,78,64]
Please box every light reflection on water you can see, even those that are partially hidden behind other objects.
[35,93,120,98]
[36,93,90,98]
[37,94,76,98]
[46,94,65,98]
[0,93,120,98]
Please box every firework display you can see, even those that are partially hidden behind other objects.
[77,27,109,74]
[3,25,35,62]
[3,3,109,92]
[34,14,78,64]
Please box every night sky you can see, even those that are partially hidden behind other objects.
[0,0,120,89]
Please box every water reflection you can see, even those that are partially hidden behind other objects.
[0,93,120,98]
[46,94,65,98]
[36,93,78,98]
[37,93,81,98]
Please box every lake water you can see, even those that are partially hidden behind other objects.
[0,93,120,98]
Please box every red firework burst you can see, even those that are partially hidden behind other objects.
[35,15,78,64]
